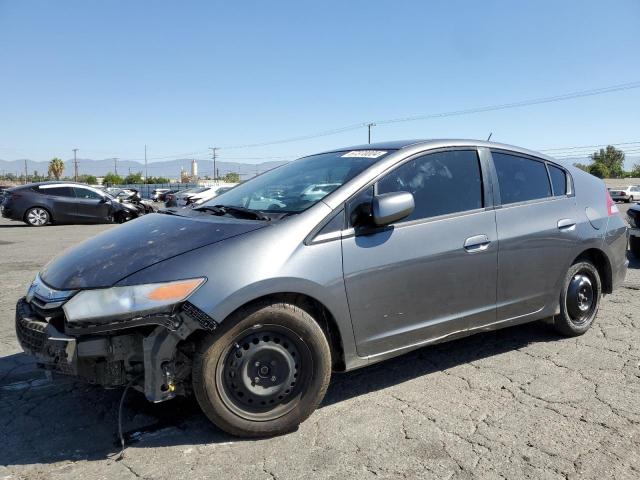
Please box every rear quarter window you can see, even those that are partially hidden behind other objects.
[548,164,567,196]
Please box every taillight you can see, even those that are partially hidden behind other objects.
[606,189,618,216]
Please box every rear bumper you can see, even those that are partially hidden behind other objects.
[1,204,16,219]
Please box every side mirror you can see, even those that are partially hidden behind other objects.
[99,196,109,203]
[372,191,414,226]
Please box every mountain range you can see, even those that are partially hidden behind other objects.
[2,155,639,180]
[0,158,288,180]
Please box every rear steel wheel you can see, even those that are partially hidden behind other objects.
[566,273,595,326]
[554,261,601,336]
[25,207,50,226]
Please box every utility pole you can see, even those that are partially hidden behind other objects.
[72,148,79,181]
[113,158,119,176]
[144,144,148,182]
[209,147,218,183]
[366,123,376,144]
[24,159,28,184]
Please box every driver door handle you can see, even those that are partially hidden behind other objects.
[464,234,490,253]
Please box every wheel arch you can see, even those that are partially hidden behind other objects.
[191,292,347,371]
[572,248,613,294]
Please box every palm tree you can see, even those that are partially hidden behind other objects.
[48,157,65,180]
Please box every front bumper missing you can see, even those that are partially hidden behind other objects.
[16,298,78,375]
[15,297,218,402]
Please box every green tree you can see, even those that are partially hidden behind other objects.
[78,174,97,184]
[591,145,625,178]
[124,171,144,184]
[48,157,65,180]
[573,162,590,172]
[103,172,124,185]
[588,163,609,179]
[222,172,240,183]
[147,176,170,184]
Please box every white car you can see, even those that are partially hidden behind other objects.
[301,183,341,201]
[608,186,640,203]
[188,184,236,206]
[151,188,170,201]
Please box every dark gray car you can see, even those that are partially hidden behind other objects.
[1,181,137,226]
[14,140,628,437]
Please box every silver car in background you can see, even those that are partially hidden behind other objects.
[15,139,628,438]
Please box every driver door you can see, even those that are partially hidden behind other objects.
[73,187,110,223]
[342,149,498,357]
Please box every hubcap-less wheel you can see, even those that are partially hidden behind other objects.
[26,208,49,226]
[566,273,595,325]
[217,325,310,422]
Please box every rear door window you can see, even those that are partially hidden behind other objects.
[547,164,567,196]
[40,186,74,197]
[492,152,551,204]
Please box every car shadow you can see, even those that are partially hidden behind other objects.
[0,320,561,467]
[0,223,28,228]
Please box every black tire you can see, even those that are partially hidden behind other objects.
[630,236,640,258]
[24,207,50,226]
[554,261,601,336]
[192,301,331,438]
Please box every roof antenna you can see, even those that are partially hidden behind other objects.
[486,132,493,141]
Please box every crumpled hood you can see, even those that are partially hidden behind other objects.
[40,212,267,289]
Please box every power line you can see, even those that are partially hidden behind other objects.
[218,80,640,150]
[540,140,640,153]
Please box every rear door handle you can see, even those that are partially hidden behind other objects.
[464,234,490,252]
[557,218,576,231]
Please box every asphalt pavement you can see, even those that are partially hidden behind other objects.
[1,206,639,479]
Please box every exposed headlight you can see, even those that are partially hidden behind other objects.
[63,278,205,323]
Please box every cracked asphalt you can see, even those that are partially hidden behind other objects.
[1,210,639,480]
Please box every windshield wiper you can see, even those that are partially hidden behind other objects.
[196,205,270,221]
[157,208,181,216]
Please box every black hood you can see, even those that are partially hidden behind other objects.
[40,211,267,289]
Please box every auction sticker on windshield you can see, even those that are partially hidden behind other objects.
[341,150,388,158]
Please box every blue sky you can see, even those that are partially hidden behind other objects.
[0,0,639,164]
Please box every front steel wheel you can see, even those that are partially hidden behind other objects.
[554,261,601,336]
[193,301,331,437]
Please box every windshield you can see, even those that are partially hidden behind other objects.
[202,150,394,213]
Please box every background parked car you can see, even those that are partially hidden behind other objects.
[151,188,171,201]
[165,187,208,207]
[627,204,640,257]
[106,187,156,214]
[0,181,138,226]
[608,186,640,202]
[184,184,236,206]
[0,186,12,204]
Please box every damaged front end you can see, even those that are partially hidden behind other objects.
[15,275,217,402]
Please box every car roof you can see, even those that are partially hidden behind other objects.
[316,139,556,162]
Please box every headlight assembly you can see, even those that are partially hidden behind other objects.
[63,278,205,323]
